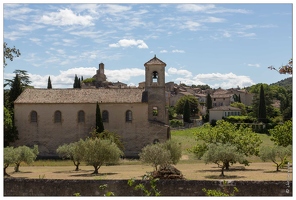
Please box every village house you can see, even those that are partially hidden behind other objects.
[13,56,170,158]
[209,106,241,122]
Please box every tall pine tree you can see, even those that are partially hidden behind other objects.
[258,84,267,123]
[8,74,22,110]
[96,102,104,133]
[47,76,52,89]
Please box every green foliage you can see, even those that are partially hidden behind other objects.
[89,128,125,151]
[13,145,39,172]
[167,106,176,120]
[230,102,247,115]
[73,74,81,88]
[206,93,212,111]
[191,120,262,168]
[202,181,239,196]
[269,120,292,147]
[47,76,52,89]
[202,143,245,176]
[128,174,161,196]
[258,84,267,123]
[96,102,104,133]
[99,184,115,196]
[83,138,123,174]
[3,42,21,68]
[82,77,95,83]
[161,140,182,165]
[183,99,191,123]
[4,146,17,176]
[169,119,183,127]
[139,143,171,171]
[223,115,255,123]
[139,140,182,171]
[174,95,199,116]
[3,107,18,147]
[56,140,85,171]
[259,145,292,171]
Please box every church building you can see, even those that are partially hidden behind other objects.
[13,56,171,158]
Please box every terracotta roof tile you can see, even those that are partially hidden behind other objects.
[14,88,145,104]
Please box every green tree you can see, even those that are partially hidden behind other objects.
[183,99,191,123]
[56,140,85,171]
[13,145,39,172]
[230,102,247,115]
[258,84,267,123]
[139,143,171,171]
[89,128,124,151]
[96,102,104,133]
[160,140,182,165]
[73,74,81,88]
[7,74,22,109]
[3,42,21,68]
[259,145,292,171]
[83,138,123,174]
[191,120,262,169]
[174,95,198,116]
[3,107,18,147]
[4,146,17,176]
[47,76,52,89]
[202,143,245,177]
[269,120,292,147]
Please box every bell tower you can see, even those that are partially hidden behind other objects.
[144,55,167,124]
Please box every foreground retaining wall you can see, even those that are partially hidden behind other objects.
[4,178,292,196]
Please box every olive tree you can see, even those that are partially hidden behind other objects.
[202,143,245,177]
[139,140,182,171]
[139,143,171,171]
[14,145,39,172]
[259,145,292,171]
[83,138,123,174]
[4,146,17,176]
[56,139,85,171]
[191,120,262,169]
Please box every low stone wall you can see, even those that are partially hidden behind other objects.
[4,178,292,196]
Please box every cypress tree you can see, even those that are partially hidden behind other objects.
[96,102,104,133]
[183,99,191,123]
[258,84,267,123]
[238,94,241,103]
[8,74,22,109]
[47,76,52,89]
[73,74,78,88]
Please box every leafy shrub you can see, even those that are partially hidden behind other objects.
[169,119,183,127]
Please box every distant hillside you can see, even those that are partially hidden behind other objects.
[270,77,292,91]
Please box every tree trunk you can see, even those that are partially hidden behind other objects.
[74,161,80,171]
[276,164,280,172]
[4,167,10,176]
[14,163,20,172]
[92,165,99,174]
[224,162,230,170]
[220,166,225,177]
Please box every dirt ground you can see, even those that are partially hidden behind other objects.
[5,162,292,181]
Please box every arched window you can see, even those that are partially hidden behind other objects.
[152,71,158,83]
[78,110,85,123]
[126,110,132,122]
[54,110,62,123]
[30,111,37,122]
[102,110,109,122]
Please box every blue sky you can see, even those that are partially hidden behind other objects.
[2,2,293,89]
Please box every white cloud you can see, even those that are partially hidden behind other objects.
[177,4,251,14]
[180,21,201,31]
[29,38,42,45]
[167,67,192,78]
[38,8,94,26]
[172,49,185,53]
[247,63,260,68]
[200,16,225,23]
[109,39,148,49]
[160,50,168,53]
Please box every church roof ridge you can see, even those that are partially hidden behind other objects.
[144,55,166,66]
